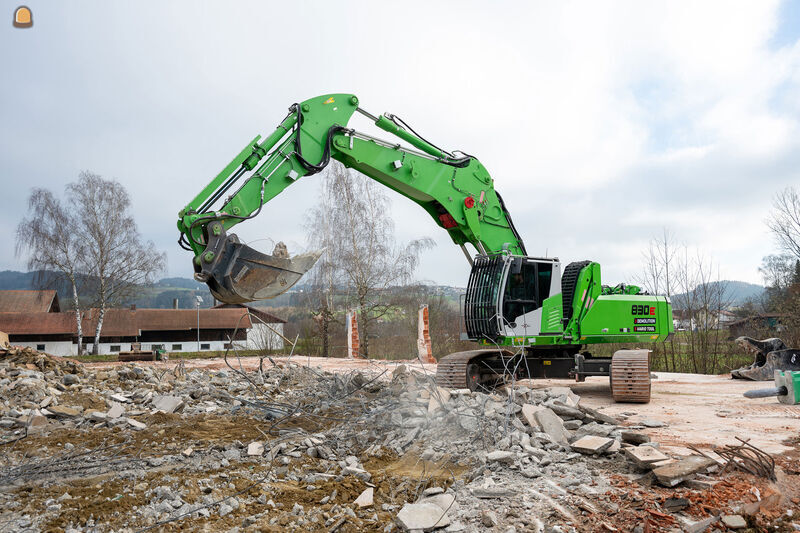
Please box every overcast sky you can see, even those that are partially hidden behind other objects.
[2,1,799,289]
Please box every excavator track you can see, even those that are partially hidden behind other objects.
[610,349,651,403]
[435,349,508,391]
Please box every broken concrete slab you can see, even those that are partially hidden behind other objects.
[571,435,614,455]
[547,402,585,420]
[419,493,455,514]
[621,431,650,445]
[574,421,615,439]
[47,405,80,418]
[354,487,373,508]
[721,515,746,529]
[532,407,569,445]
[86,410,108,422]
[652,456,718,487]
[606,440,621,454]
[486,450,516,464]
[521,403,546,429]
[107,402,125,419]
[247,442,264,456]
[151,395,184,413]
[543,386,580,407]
[577,404,620,425]
[427,387,451,413]
[624,445,669,469]
[109,393,131,403]
[27,413,48,431]
[481,510,499,527]
[649,458,675,469]
[677,514,719,533]
[127,418,147,431]
[396,502,450,530]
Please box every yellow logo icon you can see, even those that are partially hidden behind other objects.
[13,6,32,28]
[323,97,335,104]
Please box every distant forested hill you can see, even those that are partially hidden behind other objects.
[671,280,764,308]
[0,270,214,309]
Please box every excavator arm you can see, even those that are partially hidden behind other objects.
[178,93,526,303]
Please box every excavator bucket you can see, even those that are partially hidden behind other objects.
[200,235,322,304]
[731,336,800,381]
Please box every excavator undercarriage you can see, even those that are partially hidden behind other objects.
[435,347,653,402]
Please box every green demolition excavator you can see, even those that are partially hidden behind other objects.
[178,94,674,402]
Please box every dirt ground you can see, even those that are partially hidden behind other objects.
[86,355,800,455]
[26,353,791,531]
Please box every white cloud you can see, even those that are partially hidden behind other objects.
[0,0,798,290]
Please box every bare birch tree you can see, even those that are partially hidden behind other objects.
[305,173,339,357]
[637,228,678,370]
[308,163,434,357]
[637,228,677,296]
[15,189,87,354]
[639,230,731,373]
[767,186,800,261]
[68,172,166,354]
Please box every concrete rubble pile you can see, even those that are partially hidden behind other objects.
[0,347,789,532]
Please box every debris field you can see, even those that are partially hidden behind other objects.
[0,346,798,532]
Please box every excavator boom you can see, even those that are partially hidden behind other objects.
[178,94,525,302]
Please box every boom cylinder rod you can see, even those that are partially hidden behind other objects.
[248,113,298,168]
[374,114,448,160]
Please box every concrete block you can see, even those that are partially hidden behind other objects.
[396,502,450,530]
[624,445,669,468]
[521,403,546,429]
[653,456,718,487]
[533,407,569,445]
[571,435,614,455]
[354,487,373,508]
[152,395,184,413]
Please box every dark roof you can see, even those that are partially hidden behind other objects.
[213,303,287,324]
[0,307,252,337]
[0,312,77,335]
[0,290,60,313]
[134,308,254,331]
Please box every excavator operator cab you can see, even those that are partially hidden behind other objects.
[503,257,553,327]
[464,254,561,341]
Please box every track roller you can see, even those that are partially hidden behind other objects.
[610,349,651,403]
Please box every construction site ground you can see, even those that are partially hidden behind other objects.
[88,355,800,456]
[1,348,799,532]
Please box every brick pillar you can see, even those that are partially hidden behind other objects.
[347,310,360,358]
[417,304,435,364]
